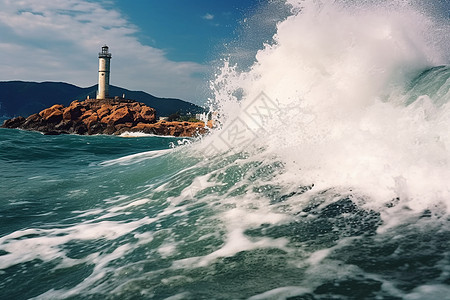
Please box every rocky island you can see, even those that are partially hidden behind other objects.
[1,98,209,137]
[2,46,210,137]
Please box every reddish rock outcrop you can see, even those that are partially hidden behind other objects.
[122,121,208,137]
[1,98,208,137]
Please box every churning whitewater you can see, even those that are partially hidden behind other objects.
[1,0,449,299]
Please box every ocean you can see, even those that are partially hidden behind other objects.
[1,1,450,299]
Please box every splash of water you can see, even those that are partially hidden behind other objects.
[203,0,450,214]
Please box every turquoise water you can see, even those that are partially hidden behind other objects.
[0,130,184,236]
[0,130,207,299]
[1,1,450,299]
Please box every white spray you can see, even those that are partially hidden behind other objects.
[204,0,450,213]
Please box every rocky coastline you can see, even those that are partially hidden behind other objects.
[1,98,209,137]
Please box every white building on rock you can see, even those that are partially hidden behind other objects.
[97,45,112,99]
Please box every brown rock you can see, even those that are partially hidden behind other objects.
[62,102,84,121]
[114,123,134,132]
[107,106,133,125]
[88,122,107,135]
[126,121,207,137]
[136,105,156,123]
[97,105,110,119]
[22,113,43,129]
[48,110,63,123]
[39,104,63,121]
[2,116,25,128]
[2,98,207,137]
[82,112,99,126]
[54,120,75,133]
[73,123,88,135]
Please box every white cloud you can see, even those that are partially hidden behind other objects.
[0,0,209,104]
[202,13,214,20]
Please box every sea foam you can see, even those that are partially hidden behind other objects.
[203,0,450,214]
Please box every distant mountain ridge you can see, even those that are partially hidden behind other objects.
[0,81,204,119]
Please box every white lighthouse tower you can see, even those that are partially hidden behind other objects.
[97,45,112,99]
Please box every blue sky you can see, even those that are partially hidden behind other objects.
[0,0,271,104]
[114,0,262,63]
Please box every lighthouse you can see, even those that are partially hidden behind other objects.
[97,45,112,99]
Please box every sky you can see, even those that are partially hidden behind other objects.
[2,0,446,105]
[0,0,269,105]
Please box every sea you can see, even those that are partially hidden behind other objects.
[1,1,449,299]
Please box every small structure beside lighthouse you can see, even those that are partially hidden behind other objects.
[97,45,112,99]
